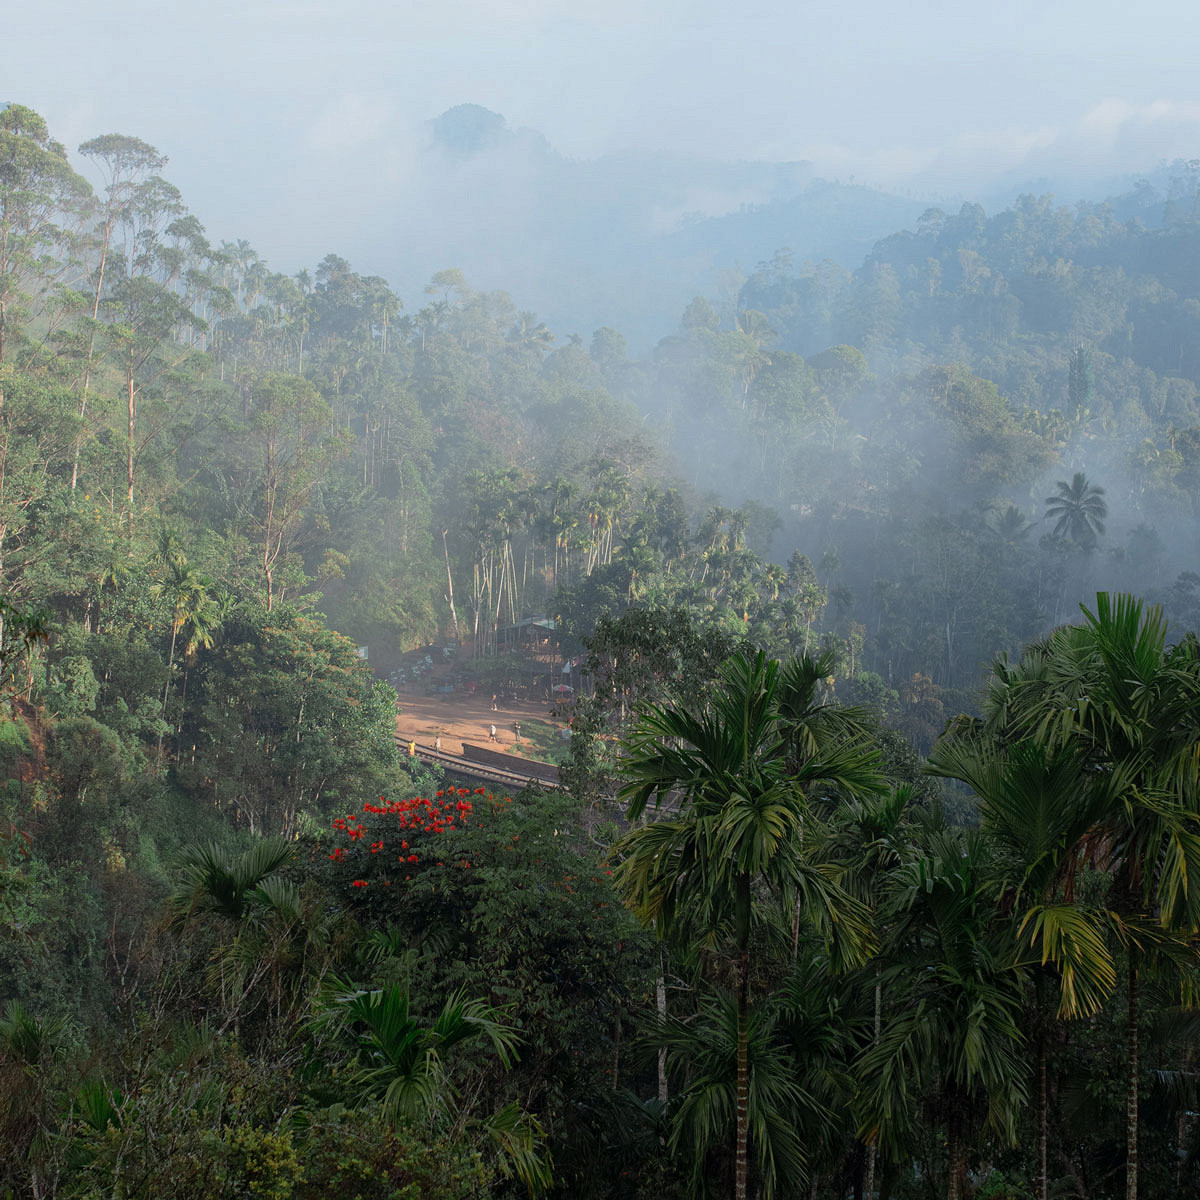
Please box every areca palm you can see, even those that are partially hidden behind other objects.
[827,785,917,1199]
[927,734,1126,1200]
[616,649,877,1200]
[927,736,1122,1019]
[774,649,884,958]
[977,593,1200,1200]
[858,817,1029,1200]
[652,992,810,1198]
[983,595,1200,935]
[774,649,880,788]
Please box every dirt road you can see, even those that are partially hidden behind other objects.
[394,690,566,756]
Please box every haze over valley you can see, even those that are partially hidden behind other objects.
[6,4,1200,1198]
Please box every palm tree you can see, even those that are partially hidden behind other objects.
[985,503,1032,546]
[828,785,917,1199]
[774,649,885,958]
[315,984,550,1194]
[323,984,518,1123]
[152,553,217,756]
[539,476,576,588]
[174,834,347,1031]
[732,309,775,402]
[0,1000,66,1196]
[176,580,221,666]
[651,991,809,1199]
[978,593,1200,1200]
[169,837,292,924]
[616,650,876,1200]
[927,734,1125,1200]
[857,814,1029,1200]
[774,650,879,783]
[507,310,555,356]
[1044,471,1107,548]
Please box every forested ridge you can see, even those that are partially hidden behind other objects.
[4,101,1200,1199]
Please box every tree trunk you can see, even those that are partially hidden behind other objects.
[657,964,669,1107]
[736,947,750,1200]
[612,1004,621,1091]
[71,221,113,491]
[1176,1042,1194,1195]
[946,1110,966,1200]
[158,622,178,758]
[864,968,882,1199]
[1127,954,1139,1200]
[1037,1019,1049,1200]
[126,360,136,511]
[442,530,460,638]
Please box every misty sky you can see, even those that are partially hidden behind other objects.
[10,0,1200,286]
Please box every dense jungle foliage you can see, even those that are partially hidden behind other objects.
[2,102,1200,1198]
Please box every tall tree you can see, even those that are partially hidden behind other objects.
[73,134,167,492]
[1044,471,1108,549]
[858,815,1029,1200]
[1067,344,1094,417]
[240,372,344,611]
[616,649,876,1200]
[0,105,91,373]
[926,735,1126,1200]
[151,540,216,754]
[979,594,1200,1200]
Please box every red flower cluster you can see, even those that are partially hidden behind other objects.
[324,788,509,894]
[358,788,476,834]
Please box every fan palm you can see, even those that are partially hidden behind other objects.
[170,838,340,1033]
[326,984,519,1124]
[616,649,876,1200]
[0,1001,66,1196]
[169,837,292,923]
[316,984,550,1194]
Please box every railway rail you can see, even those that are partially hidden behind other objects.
[396,737,562,792]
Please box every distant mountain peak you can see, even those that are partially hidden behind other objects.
[430,105,509,157]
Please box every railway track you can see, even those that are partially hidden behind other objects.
[396,737,562,792]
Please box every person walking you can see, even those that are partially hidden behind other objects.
[491,694,498,712]
[408,740,416,758]
[434,733,442,753]
[489,723,497,742]
[513,720,521,742]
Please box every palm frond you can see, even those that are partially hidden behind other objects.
[485,1102,553,1196]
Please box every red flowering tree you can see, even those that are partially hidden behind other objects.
[311,784,657,1198]
[320,785,486,888]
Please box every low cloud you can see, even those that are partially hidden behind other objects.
[800,99,1200,196]
[308,93,396,153]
